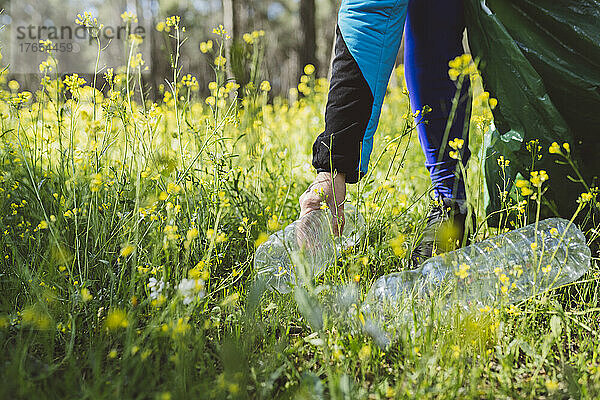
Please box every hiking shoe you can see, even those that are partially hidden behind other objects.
[410,197,474,267]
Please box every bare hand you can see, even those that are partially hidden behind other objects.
[299,172,346,236]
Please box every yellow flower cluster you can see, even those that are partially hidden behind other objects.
[304,64,315,75]
[497,155,510,168]
[390,233,406,257]
[266,214,279,231]
[120,11,138,24]
[64,74,86,97]
[164,225,179,241]
[39,59,55,74]
[214,56,227,68]
[182,74,199,91]
[515,179,533,197]
[493,267,516,294]
[455,263,470,279]
[105,308,128,330]
[449,138,465,150]
[21,307,52,330]
[206,228,227,243]
[188,261,210,280]
[515,170,549,196]
[166,16,181,28]
[448,54,477,81]
[579,192,594,203]
[129,53,145,69]
[549,141,570,155]
[167,182,181,195]
[120,243,135,257]
[242,30,265,45]
[529,170,549,188]
[34,220,48,232]
[260,80,271,92]
[212,24,228,37]
[10,91,32,107]
[448,137,464,160]
[200,40,214,53]
[90,173,103,192]
[75,12,103,30]
[474,91,498,110]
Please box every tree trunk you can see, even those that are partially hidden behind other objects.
[299,0,318,77]
[223,0,242,82]
[223,0,240,40]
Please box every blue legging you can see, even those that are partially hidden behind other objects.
[405,0,470,200]
[312,0,470,200]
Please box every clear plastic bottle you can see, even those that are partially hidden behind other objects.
[254,204,365,293]
[362,218,591,341]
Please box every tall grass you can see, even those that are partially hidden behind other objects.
[1,15,599,399]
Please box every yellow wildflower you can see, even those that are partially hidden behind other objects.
[542,264,552,274]
[548,142,561,154]
[8,80,20,91]
[255,232,269,248]
[497,155,510,167]
[164,225,179,241]
[530,170,549,188]
[260,80,271,92]
[200,40,213,53]
[455,263,470,279]
[21,307,51,330]
[267,214,279,231]
[166,16,180,28]
[516,179,533,196]
[390,233,406,257]
[579,192,593,203]
[81,288,93,302]
[214,56,227,68]
[105,308,128,330]
[120,244,135,257]
[166,182,181,195]
[358,344,371,361]
[186,227,199,242]
[545,379,559,392]
[90,173,103,192]
[448,138,464,150]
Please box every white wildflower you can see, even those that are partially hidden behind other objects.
[177,278,205,305]
[148,277,166,300]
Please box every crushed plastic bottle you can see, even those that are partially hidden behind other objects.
[254,204,365,293]
[362,218,591,345]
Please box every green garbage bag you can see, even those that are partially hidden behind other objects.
[465,0,600,225]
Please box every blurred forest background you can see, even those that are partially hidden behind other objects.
[0,0,403,98]
[153,0,341,95]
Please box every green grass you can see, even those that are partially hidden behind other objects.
[1,20,600,399]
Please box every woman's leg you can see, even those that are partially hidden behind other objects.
[404,0,471,200]
[312,0,409,183]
